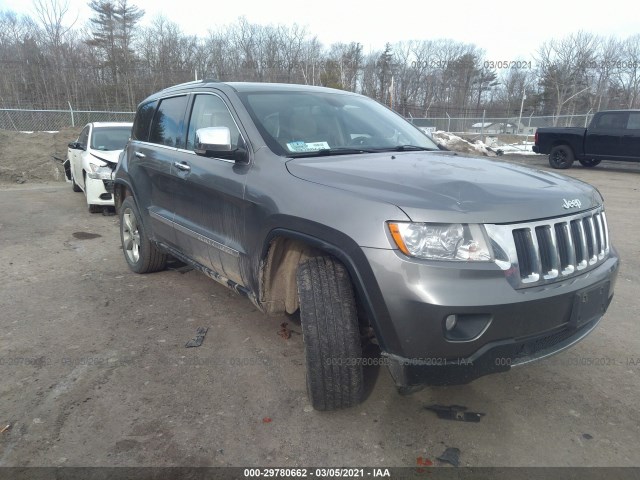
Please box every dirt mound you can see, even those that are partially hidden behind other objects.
[0,127,82,183]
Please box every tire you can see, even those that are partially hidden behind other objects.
[548,145,574,169]
[119,196,167,273]
[296,256,363,411]
[88,204,102,214]
[71,172,82,192]
[579,158,602,168]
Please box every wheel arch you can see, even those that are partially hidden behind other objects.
[258,226,399,353]
[113,179,136,214]
[550,140,573,153]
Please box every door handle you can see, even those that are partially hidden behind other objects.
[134,151,146,158]
[173,161,191,172]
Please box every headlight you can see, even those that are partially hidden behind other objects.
[87,163,114,180]
[388,222,492,261]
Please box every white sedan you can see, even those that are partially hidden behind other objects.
[66,122,133,213]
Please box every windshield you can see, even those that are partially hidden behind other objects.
[90,126,132,151]
[238,90,439,156]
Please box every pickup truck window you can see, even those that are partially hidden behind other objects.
[595,112,627,129]
[626,112,640,130]
[149,95,188,148]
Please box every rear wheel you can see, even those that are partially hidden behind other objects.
[579,158,602,168]
[297,256,363,411]
[549,145,574,169]
[88,204,102,213]
[119,196,167,273]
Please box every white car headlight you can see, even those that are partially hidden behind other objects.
[87,162,114,180]
[388,222,492,261]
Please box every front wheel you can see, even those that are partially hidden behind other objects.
[549,145,574,169]
[119,197,167,273]
[297,256,364,411]
[579,158,602,168]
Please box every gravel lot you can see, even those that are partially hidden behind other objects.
[0,154,638,468]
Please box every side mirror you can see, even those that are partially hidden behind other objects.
[195,127,232,156]
[68,141,82,150]
[194,127,249,164]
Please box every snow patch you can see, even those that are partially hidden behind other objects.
[432,131,496,157]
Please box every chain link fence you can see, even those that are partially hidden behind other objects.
[0,109,135,131]
[1,108,596,135]
[408,114,595,136]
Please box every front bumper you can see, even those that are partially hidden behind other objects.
[362,247,619,386]
[85,176,115,206]
[385,315,604,386]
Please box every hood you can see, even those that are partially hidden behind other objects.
[89,150,122,166]
[286,151,602,224]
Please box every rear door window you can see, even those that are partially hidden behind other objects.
[626,112,640,130]
[149,96,188,148]
[595,112,628,130]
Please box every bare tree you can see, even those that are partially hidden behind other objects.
[32,0,76,50]
[536,31,598,122]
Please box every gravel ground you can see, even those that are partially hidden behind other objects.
[0,154,638,468]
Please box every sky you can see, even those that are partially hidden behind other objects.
[1,0,638,63]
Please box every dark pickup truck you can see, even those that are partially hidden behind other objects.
[533,110,640,169]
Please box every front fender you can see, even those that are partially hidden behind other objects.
[258,221,402,354]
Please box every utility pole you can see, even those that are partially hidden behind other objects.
[518,88,526,136]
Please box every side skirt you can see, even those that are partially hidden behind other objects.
[155,241,263,312]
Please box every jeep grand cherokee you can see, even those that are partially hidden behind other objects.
[114,80,619,411]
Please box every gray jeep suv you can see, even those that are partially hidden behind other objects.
[115,80,619,411]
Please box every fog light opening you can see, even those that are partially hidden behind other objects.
[445,315,457,331]
[443,313,492,342]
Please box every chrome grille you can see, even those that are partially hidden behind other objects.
[486,208,610,288]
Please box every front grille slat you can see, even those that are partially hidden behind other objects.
[572,219,589,270]
[584,216,598,265]
[602,212,610,252]
[513,228,540,283]
[536,225,559,279]
[594,213,606,259]
[507,207,609,287]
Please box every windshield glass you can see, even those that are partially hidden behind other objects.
[90,126,132,151]
[238,91,439,156]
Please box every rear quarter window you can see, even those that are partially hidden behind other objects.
[132,101,157,141]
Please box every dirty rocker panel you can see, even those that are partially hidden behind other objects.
[149,210,240,257]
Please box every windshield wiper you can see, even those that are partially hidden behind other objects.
[387,145,438,152]
[289,147,376,158]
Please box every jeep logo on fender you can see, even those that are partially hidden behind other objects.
[563,198,582,209]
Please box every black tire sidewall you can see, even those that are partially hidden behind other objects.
[579,158,602,167]
[297,256,364,411]
[549,145,574,169]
